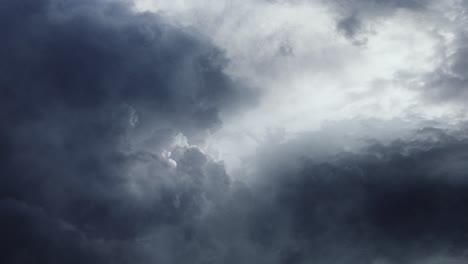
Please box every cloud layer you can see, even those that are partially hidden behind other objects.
[2,0,468,263]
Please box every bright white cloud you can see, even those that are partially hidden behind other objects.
[134,0,467,171]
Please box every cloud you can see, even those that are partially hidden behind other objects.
[420,30,468,104]
[3,0,468,263]
[326,0,468,110]
[0,199,105,264]
[331,0,432,33]
[0,0,247,262]
[237,124,468,263]
[135,0,455,158]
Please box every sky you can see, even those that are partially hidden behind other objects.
[2,0,468,263]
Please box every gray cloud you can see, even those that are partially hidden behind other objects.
[331,0,432,41]
[420,32,468,104]
[0,0,250,262]
[329,0,468,108]
[236,124,468,263]
[2,0,468,263]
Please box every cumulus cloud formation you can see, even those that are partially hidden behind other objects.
[2,0,468,263]
[0,0,244,262]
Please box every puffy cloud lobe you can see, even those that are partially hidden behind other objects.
[126,127,468,264]
[1,141,232,263]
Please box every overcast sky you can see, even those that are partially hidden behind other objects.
[2,0,468,263]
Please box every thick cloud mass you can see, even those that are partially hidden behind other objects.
[2,0,468,263]
[268,130,468,263]
[0,0,243,262]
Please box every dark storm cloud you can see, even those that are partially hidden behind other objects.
[0,0,249,263]
[241,126,468,263]
[140,125,468,263]
[3,0,468,263]
[0,0,255,136]
[0,199,104,264]
[116,121,468,263]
